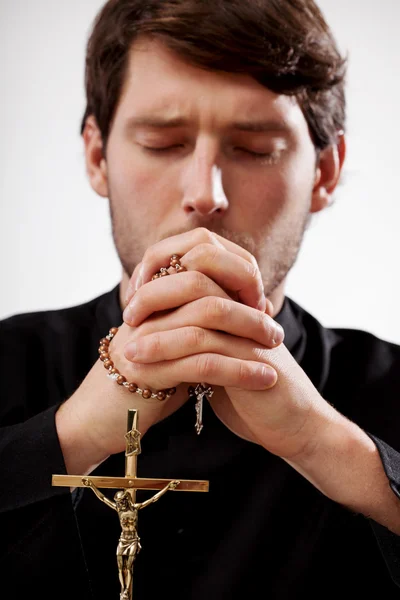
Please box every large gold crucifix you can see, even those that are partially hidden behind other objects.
[52,409,209,600]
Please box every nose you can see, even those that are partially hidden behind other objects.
[181,142,229,216]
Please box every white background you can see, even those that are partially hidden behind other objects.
[1,1,399,343]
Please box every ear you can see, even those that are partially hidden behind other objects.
[311,132,346,214]
[82,115,109,198]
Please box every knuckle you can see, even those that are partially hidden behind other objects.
[248,254,259,270]
[240,246,258,269]
[194,226,215,242]
[146,332,163,356]
[187,269,208,293]
[187,326,208,349]
[245,261,260,284]
[193,227,222,249]
[142,246,156,265]
[255,309,267,331]
[192,242,219,263]
[252,345,269,362]
[237,361,254,385]
[243,259,264,300]
[247,250,259,270]
[256,312,278,345]
[205,243,220,265]
[196,354,218,380]
[204,296,230,322]
[256,312,275,340]
[134,317,156,338]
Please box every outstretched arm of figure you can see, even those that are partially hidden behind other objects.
[137,480,180,509]
[82,477,117,510]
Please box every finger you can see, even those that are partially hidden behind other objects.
[129,227,269,311]
[127,296,284,349]
[124,262,142,306]
[124,326,281,364]
[123,270,231,327]
[126,243,266,317]
[126,353,277,391]
[172,243,265,310]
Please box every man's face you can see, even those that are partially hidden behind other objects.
[100,37,322,298]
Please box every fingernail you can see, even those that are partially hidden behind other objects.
[257,297,267,312]
[124,284,135,306]
[125,342,137,360]
[123,304,135,325]
[262,366,277,388]
[273,324,285,346]
[135,265,144,292]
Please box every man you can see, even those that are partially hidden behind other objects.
[1,1,400,598]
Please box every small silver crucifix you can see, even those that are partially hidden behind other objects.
[189,383,214,435]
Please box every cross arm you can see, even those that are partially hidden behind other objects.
[52,475,209,492]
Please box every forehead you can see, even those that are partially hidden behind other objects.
[114,37,309,136]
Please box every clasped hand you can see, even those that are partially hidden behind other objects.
[120,228,329,461]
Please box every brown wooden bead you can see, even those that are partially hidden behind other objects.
[100,329,177,402]
[176,265,187,273]
[152,274,160,280]
[160,269,169,277]
[170,257,180,267]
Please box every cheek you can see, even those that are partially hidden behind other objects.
[108,155,152,202]
[264,156,315,212]
[231,158,315,231]
[233,167,296,218]
[107,142,179,210]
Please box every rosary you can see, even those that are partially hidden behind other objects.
[189,383,214,434]
[99,254,215,435]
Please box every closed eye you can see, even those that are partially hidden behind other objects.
[141,145,281,163]
[142,145,184,153]
[235,148,272,157]
[234,148,281,163]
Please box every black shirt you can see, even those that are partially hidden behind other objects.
[1,286,400,599]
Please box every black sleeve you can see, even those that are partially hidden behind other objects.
[0,310,96,512]
[0,313,96,597]
[0,405,68,512]
[368,434,400,501]
[366,433,400,588]
[0,405,92,597]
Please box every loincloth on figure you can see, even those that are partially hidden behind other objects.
[117,536,141,556]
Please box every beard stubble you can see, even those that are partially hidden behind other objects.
[109,192,311,298]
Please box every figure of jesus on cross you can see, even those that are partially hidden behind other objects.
[83,477,179,600]
[52,409,209,600]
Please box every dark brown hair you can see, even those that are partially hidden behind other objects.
[81,0,347,151]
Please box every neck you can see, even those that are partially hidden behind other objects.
[268,281,286,317]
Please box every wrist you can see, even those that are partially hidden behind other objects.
[56,355,186,476]
[55,388,111,476]
[284,407,393,517]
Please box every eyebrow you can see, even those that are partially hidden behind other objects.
[231,120,290,133]
[125,116,290,133]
